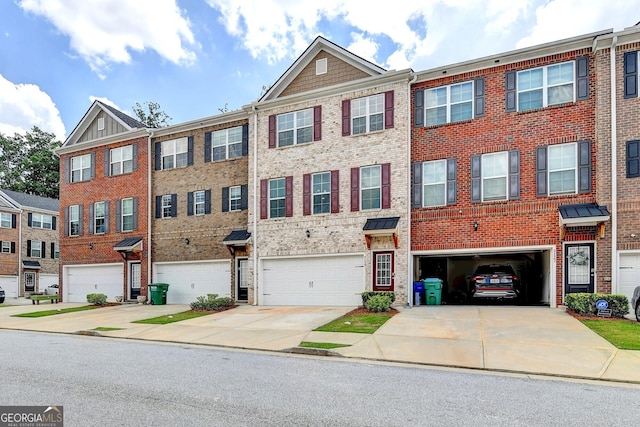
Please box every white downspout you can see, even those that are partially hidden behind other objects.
[252,106,259,305]
[18,209,22,296]
[147,129,154,295]
[610,36,618,293]
[407,72,417,307]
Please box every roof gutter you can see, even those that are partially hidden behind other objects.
[407,71,417,307]
[147,128,154,296]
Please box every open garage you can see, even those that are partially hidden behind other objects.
[153,260,231,304]
[261,254,365,306]
[64,264,123,303]
[413,246,554,306]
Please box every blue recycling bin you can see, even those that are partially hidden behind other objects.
[413,281,425,306]
[424,278,443,305]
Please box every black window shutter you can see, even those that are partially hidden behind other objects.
[627,140,640,178]
[536,147,548,196]
[104,149,110,176]
[28,213,32,227]
[578,141,591,193]
[342,100,351,136]
[155,196,162,219]
[51,242,54,259]
[240,185,248,211]
[65,157,70,182]
[384,91,394,129]
[412,162,422,208]
[447,158,457,205]
[242,124,249,156]
[52,216,56,230]
[221,187,229,212]
[505,71,517,112]
[509,150,520,200]
[471,155,481,202]
[131,198,138,230]
[624,51,638,98]
[187,136,194,166]
[11,214,16,228]
[63,207,69,236]
[205,189,212,214]
[104,201,110,233]
[115,201,121,232]
[132,143,138,172]
[474,78,485,117]
[413,89,424,127]
[187,192,194,216]
[88,202,94,234]
[41,241,46,258]
[90,152,96,179]
[11,242,15,253]
[313,106,322,141]
[204,132,212,163]
[78,205,83,235]
[27,240,31,256]
[170,194,177,217]
[154,142,161,170]
[576,56,589,101]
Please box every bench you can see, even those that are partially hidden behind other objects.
[31,295,60,304]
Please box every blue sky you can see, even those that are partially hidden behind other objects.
[1,0,639,142]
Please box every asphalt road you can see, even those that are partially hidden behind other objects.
[1,330,638,426]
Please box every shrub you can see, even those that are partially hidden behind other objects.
[361,291,396,306]
[565,293,629,317]
[190,294,235,311]
[365,294,392,312]
[86,293,108,306]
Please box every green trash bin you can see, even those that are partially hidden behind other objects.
[423,278,443,305]
[149,283,169,305]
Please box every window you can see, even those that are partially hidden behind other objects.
[161,138,188,170]
[229,186,241,212]
[351,94,384,135]
[548,143,577,195]
[162,195,172,218]
[69,205,80,236]
[29,240,42,258]
[1,213,12,228]
[624,51,639,98]
[110,145,133,175]
[121,198,134,231]
[361,165,381,210]
[194,191,205,215]
[269,178,286,218]
[312,172,330,214]
[71,154,92,182]
[1,242,10,253]
[213,126,243,160]
[422,160,447,207]
[627,140,640,178]
[97,117,105,131]
[426,82,473,126]
[517,62,574,111]
[31,213,53,229]
[471,151,519,202]
[278,109,313,147]
[94,201,106,234]
[53,242,59,259]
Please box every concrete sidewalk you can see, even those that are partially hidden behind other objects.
[1,299,639,384]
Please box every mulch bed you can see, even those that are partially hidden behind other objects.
[344,306,399,316]
[566,310,634,322]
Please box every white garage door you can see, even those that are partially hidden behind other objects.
[0,276,18,298]
[39,274,58,292]
[619,253,640,310]
[262,255,365,306]
[153,261,231,304]
[65,264,123,303]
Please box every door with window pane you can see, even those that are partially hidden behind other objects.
[129,262,141,299]
[564,243,594,295]
[373,252,394,291]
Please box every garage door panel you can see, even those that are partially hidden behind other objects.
[262,255,364,306]
[66,265,123,303]
[619,254,640,308]
[39,274,58,291]
[0,276,18,298]
[154,261,231,305]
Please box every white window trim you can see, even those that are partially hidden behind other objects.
[97,117,105,131]
[548,142,578,195]
[212,126,243,160]
[69,205,80,236]
[312,172,331,215]
[229,186,241,212]
[422,160,447,208]
[161,138,188,170]
[121,198,134,232]
[0,212,11,228]
[110,145,133,176]
[161,195,172,219]
[277,109,313,147]
[269,178,286,219]
[71,154,91,182]
[517,61,575,111]
[360,165,381,210]
[194,190,205,215]
[53,242,60,259]
[30,240,42,258]
[481,152,509,202]
[94,201,106,234]
[425,81,474,126]
[352,94,384,135]
[31,213,53,230]
[1,241,10,253]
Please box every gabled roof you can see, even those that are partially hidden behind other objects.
[260,36,387,102]
[60,100,147,150]
[0,189,59,213]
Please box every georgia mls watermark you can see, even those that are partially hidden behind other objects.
[0,406,63,427]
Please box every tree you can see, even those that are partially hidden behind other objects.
[0,127,60,199]
[132,101,172,128]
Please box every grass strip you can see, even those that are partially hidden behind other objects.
[132,311,212,324]
[299,341,351,349]
[11,305,100,318]
[314,312,394,334]
[581,318,640,350]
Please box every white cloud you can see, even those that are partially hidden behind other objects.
[88,96,120,110]
[0,74,66,140]
[18,0,196,77]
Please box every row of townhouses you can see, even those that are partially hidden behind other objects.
[55,23,640,309]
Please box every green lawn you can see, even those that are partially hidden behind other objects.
[11,305,100,318]
[132,311,212,324]
[581,318,640,350]
[299,341,351,349]
[314,312,394,334]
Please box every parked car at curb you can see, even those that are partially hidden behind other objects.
[631,285,640,322]
[0,286,5,303]
[469,264,521,301]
